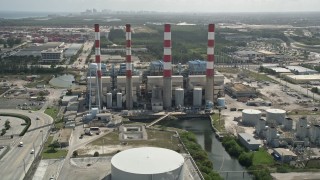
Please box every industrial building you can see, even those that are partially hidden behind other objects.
[40,48,63,63]
[284,74,320,84]
[85,24,222,112]
[286,66,318,75]
[225,83,257,98]
[238,133,261,151]
[273,148,297,163]
[111,147,185,180]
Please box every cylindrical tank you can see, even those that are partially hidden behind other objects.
[91,108,99,117]
[175,88,184,107]
[266,109,286,125]
[266,126,277,143]
[111,147,185,180]
[217,98,225,107]
[193,87,202,107]
[107,93,112,108]
[255,118,266,136]
[284,117,293,130]
[242,109,261,126]
[89,63,98,73]
[117,93,122,109]
[152,86,162,100]
[102,95,107,104]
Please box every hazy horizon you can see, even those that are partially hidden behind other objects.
[1,0,320,13]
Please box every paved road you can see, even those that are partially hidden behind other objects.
[0,109,53,180]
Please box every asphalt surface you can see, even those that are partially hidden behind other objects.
[0,109,53,180]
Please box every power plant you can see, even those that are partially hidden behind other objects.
[87,23,223,112]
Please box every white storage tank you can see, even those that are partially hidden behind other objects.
[266,109,286,125]
[175,88,184,107]
[217,97,225,107]
[193,87,202,107]
[111,147,185,180]
[242,109,261,126]
[117,93,122,109]
[107,93,112,108]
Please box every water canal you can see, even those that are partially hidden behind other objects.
[169,118,252,180]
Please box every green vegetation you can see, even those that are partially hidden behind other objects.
[222,136,273,180]
[45,107,64,129]
[180,131,222,180]
[42,136,67,159]
[291,36,320,46]
[242,69,274,82]
[0,113,31,136]
[211,113,225,132]
[90,129,184,154]
[252,148,275,166]
[4,120,11,130]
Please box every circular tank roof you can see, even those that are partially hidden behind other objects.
[111,147,184,174]
[242,109,261,114]
[266,109,286,114]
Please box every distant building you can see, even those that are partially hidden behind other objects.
[225,83,257,98]
[286,66,318,75]
[57,129,72,147]
[40,48,63,63]
[238,133,260,151]
[188,60,206,75]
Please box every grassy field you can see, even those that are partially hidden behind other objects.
[44,107,59,119]
[211,113,225,132]
[252,148,275,166]
[90,129,185,153]
[287,109,320,116]
[243,70,274,82]
[41,136,68,159]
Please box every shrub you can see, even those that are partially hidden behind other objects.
[239,152,253,167]
[72,151,78,157]
[93,151,100,157]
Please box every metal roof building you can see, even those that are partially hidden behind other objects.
[286,66,318,75]
[238,133,261,151]
[111,147,185,180]
[188,60,206,75]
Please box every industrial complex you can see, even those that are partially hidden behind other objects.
[1,11,320,180]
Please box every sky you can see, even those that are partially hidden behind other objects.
[1,0,320,13]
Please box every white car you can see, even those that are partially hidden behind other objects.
[30,149,34,154]
[18,142,23,147]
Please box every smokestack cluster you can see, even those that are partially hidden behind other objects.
[125,24,133,109]
[94,24,103,108]
[205,24,215,103]
[163,24,172,109]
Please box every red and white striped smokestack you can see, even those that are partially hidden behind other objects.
[205,24,215,103]
[94,24,102,108]
[125,24,133,109]
[163,23,172,109]
[163,24,172,78]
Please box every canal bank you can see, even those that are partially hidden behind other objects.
[128,113,252,179]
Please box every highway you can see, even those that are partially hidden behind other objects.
[0,109,53,180]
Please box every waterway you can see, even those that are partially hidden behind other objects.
[170,118,252,180]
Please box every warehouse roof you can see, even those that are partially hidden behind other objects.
[274,148,297,157]
[238,133,260,145]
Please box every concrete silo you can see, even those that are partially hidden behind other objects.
[193,87,202,107]
[175,88,184,107]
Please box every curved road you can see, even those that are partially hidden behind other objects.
[0,109,53,180]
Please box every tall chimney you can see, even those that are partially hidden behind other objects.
[94,24,103,109]
[163,24,172,109]
[205,24,215,104]
[125,24,133,110]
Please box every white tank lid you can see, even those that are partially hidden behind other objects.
[111,147,184,174]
